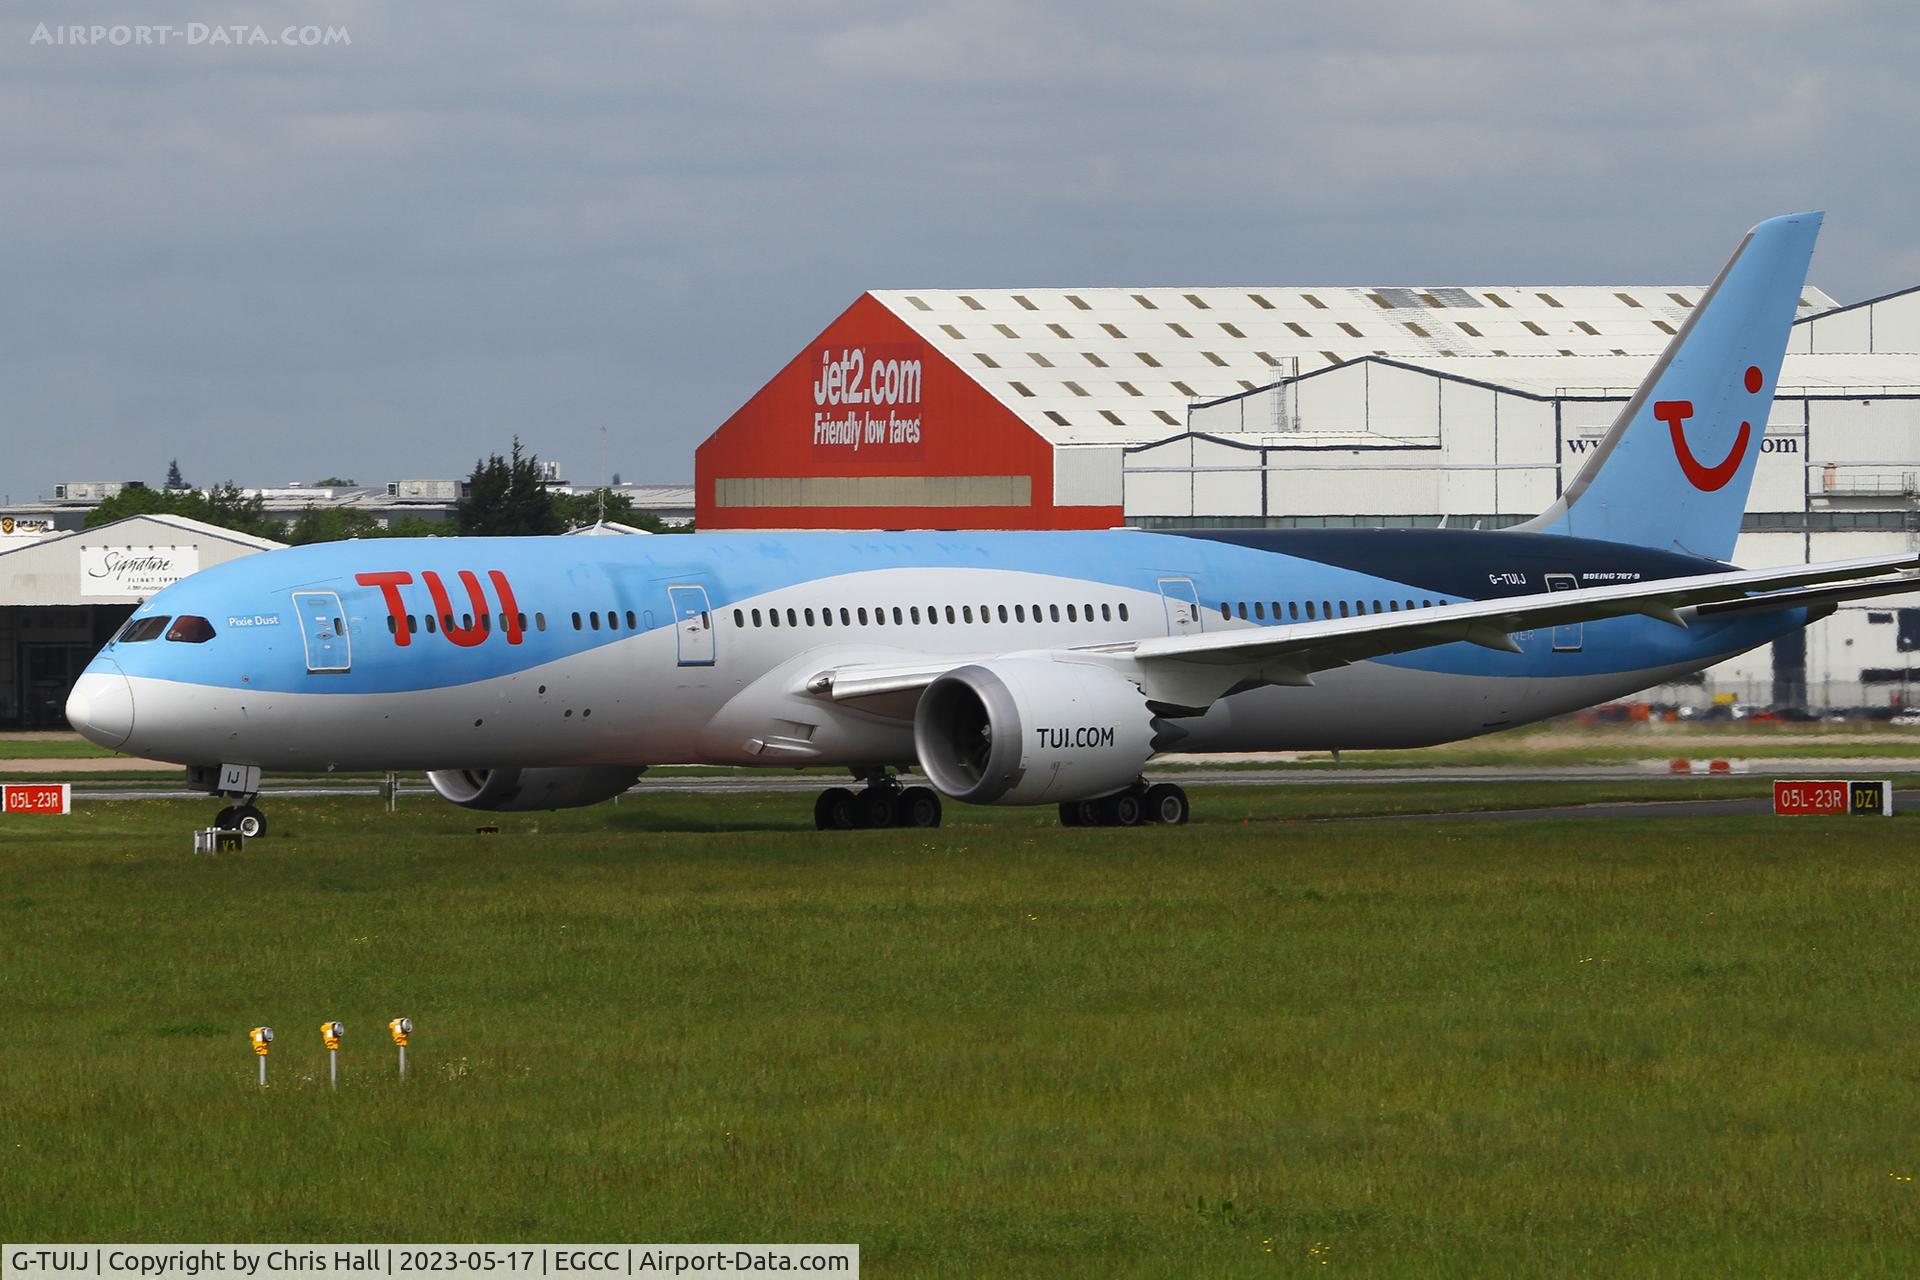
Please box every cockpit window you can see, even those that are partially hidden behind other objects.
[117,616,171,643]
[166,616,216,644]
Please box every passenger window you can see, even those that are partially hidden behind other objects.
[1305,602,1317,620]
[407,614,417,632]
[425,615,438,634]
[840,608,851,625]
[1235,602,1247,620]
[1015,605,1026,622]
[874,607,885,626]
[787,609,798,627]
[1322,601,1332,618]
[386,616,397,635]
[963,606,974,623]
[1338,602,1349,618]
[734,609,745,627]
[822,607,834,627]
[1220,602,1231,619]
[1118,603,1129,622]
[481,613,492,632]
[999,605,1009,623]
[1288,602,1300,620]
[166,616,216,643]
[858,608,869,625]
[517,613,527,632]
[589,612,600,631]
[571,612,582,630]
[911,606,921,624]
[1066,604,1077,622]
[770,610,781,628]
[1252,602,1264,620]
[1372,600,1382,613]
[1050,605,1061,622]
[804,608,815,626]
[1102,603,1112,621]
[1422,599,1433,608]
[893,607,904,625]
[535,612,547,631]
[945,606,957,623]
[1389,600,1399,612]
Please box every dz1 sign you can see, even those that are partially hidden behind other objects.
[1772,779,1893,816]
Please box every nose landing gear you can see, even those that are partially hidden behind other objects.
[813,771,943,830]
[214,803,268,839]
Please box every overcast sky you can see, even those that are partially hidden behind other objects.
[4,1,1915,501]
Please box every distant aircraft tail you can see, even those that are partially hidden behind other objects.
[1514,211,1822,561]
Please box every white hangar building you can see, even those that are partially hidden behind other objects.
[709,280,1920,707]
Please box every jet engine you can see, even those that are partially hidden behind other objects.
[913,659,1170,805]
[427,766,643,812]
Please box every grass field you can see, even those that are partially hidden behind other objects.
[4,785,1919,1276]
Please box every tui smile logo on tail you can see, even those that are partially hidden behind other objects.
[1656,365,1764,492]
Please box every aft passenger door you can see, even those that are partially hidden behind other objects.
[293,590,351,673]
[1157,577,1205,637]
[1546,574,1583,652]
[666,584,715,666]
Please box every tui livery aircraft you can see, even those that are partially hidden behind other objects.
[65,212,1920,833]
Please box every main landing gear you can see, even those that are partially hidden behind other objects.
[814,771,943,830]
[1058,781,1190,828]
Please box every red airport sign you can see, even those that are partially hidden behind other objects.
[1772,779,1892,817]
[2,783,70,814]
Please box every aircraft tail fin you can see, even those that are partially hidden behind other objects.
[1513,212,1822,561]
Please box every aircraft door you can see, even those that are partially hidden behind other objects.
[1157,577,1205,636]
[1546,574,1583,652]
[666,584,716,666]
[293,591,351,673]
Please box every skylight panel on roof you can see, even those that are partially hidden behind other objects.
[1184,293,1210,309]
[1047,323,1071,338]
[1652,319,1676,334]
[906,296,932,312]
[1029,352,1053,367]
[960,295,985,310]
[1667,292,1694,308]
[1203,352,1227,366]
[1131,293,1157,309]
[1220,322,1245,338]
[1377,287,1424,309]
[1009,381,1034,397]
[1536,292,1564,308]
[1063,381,1088,396]
[1249,293,1275,309]
[1100,410,1124,425]
[1575,321,1599,335]
[1101,323,1125,339]
[939,324,964,339]
[1118,381,1142,396]
[1154,410,1179,425]
[1485,293,1512,308]
[1168,322,1192,338]
[994,323,1018,338]
[1523,320,1548,336]
[1083,352,1108,367]
[1238,380,1257,391]
[1429,287,1480,308]
[1044,411,1069,425]
[1417,292,1442,307]
[1067,294,1091,310]
[1319,351,1341,363]
[1136,352,1162,367]
[1014,295,1038,310]
[975,353,999,368]
[1456,321,1482,337]
[1302,293,1328,309]
[1403,322,1429,337]
[1614,292,1642,308]
[1366,292,1394,309]
[1171,381,1196,397]
[1338,322,1363,337]
[1285,321,1311,337]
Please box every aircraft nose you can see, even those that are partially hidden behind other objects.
[67,660,134,749]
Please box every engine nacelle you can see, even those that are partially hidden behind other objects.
[427,766,643,812]
[913,659,1162,805]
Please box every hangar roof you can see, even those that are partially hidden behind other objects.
[871,284,1842,446]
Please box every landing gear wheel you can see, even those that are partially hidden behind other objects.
[1058,801,1082,828]
[214,805,239,831]
[1105,790,1146,827]
[233,804,267,839]
[860,789,897,829]
[815,787,859,830]
[1145,783,1190,826]
[897,786,943,828]
[1072,799,1104,827]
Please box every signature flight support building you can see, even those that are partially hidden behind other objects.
[698,282,1920,708]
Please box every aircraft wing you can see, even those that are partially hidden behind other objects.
[806,551,1920,711]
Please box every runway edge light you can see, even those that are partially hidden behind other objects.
[389,1017,411,1080]
[322,1021,343,1089]
[250,1026,273,1088]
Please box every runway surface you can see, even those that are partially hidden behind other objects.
[58,763,1917,824]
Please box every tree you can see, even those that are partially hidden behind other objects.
[164,459,188,491]
[84,480,281,542]
[313,476,357,487]
[282,506,380,545]
[455,437,563,536]
[553,487,637,529]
